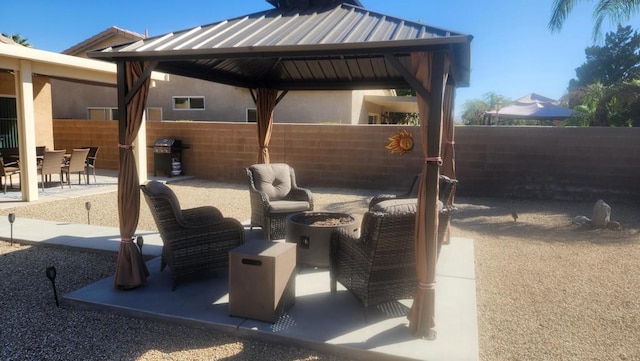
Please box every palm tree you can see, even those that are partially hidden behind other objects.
[1,33,31,47]
[549,0,640,41]
[564,81,640,126]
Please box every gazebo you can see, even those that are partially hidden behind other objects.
[88,0,472,338]
[485,93,573,123]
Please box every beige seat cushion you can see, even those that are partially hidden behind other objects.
[371,198,417,215]
[371,198,443,215]
[249,163,292,200]
[268,200,311,214]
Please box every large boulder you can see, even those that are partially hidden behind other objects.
[592,199,611,228]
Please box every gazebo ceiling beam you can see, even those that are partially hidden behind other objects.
[383,54,430,100]
[123,61,157,105]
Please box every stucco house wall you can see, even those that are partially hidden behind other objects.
[0,72,14,94]
[0,72,54,148]
[52,28,407,125]
[32,76,54,149]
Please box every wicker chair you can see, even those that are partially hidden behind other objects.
[37,150,66,191]
[369,174,458,207]
[246,163,314,240]
[0,157,20,193]
[61,148,90,186]
[140,180,245,290]
[369,174,458,248]
[82,146,99,184]
[330,199,420,313]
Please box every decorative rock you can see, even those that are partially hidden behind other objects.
[573,215,591,225]
[592,199,611,228]
[606,221,622,231]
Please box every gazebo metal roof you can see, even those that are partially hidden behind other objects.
[88,1,472,89]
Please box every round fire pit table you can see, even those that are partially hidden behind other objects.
[285,211,358,268]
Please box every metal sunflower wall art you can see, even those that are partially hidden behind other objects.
[385,129,414,155]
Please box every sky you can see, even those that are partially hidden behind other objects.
[2,0,639,117]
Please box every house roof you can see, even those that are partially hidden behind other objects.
[63,26,145,56]
[88,2,472,89]
[0,41,166,85]
[0,34,18,45]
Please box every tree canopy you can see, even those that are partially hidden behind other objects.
[569,25,640,90]
[563,25,640,126]
[549,0,640,41]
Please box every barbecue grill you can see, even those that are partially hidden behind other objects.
[153,138,186,177]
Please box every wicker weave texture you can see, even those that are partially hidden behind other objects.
[141,182,245,290]
[330,211,417,309]
[368,174,458,248]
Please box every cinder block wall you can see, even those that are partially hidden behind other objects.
[53,120,640,201]
[455,126,640,202]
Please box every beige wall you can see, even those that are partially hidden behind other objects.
[52,73,391,124]
[53,120,640,202]
[0,72,14,95]
[33,76,54,148]
[51,80,116,119]
[275,90,353,124]
[0,72,53,148]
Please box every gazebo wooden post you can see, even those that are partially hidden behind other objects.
[254,88,279,164]
[441,84,457,243]
[408,50,449,339]
[113,61,154,289]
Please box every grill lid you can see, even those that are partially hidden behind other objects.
[154,138,178,147]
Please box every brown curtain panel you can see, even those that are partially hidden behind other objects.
[407,51,450,338]
[441,85,456,184]
[113,61,151,289]
[256,88,278,164]
[440,84,457,244]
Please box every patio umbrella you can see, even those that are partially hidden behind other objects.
[407,51,449,339]
[113,61,151,289]
[256,88,278,164]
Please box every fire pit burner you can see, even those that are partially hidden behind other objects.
[286,212,358,268]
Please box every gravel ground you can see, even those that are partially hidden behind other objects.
[1,179,640,360]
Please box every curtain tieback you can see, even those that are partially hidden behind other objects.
[444,140,455,145]
[425,156,442,165]
[120,238,133,244]
[418,281,436,290]
[118,144,133,150]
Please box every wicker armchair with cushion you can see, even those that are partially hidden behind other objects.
[330,199,421,314]
[369,174,458,208]
[140,180,245,290]
[369,174,458,247]
[246,163,314,240]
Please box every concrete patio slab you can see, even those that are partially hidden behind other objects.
[64,236,478,361]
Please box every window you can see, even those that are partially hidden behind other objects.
[173,96,205,110]
[146,107,163,121]
[246,108,257,122]
[368,113,380,124]
[87,107,118,120]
